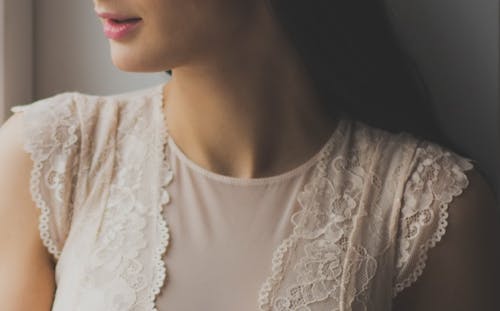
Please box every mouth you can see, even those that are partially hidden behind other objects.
[109,17,142,24]
[96,11,142,22]
[96,12,143,40]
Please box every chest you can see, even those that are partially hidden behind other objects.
[56,157,401,311]
[53,111,409,310]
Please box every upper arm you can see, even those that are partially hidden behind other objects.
[0,112,56,311]
[392,168,500,310]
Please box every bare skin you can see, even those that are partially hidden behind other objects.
[0,113,56,311]
[95,0,338,179]
[156,8,339,178]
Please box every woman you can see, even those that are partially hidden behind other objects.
[0,0,498,310]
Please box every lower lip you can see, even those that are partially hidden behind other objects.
[102,18,142,40]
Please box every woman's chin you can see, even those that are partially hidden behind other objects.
[110,53,162,73]
[108,43,177,73]
[112,62,150,73]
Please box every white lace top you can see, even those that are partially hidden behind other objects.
[10,83,474,311]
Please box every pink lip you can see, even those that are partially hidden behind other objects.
[96,12,142,40]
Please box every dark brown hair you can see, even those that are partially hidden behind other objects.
[266,0,451,146]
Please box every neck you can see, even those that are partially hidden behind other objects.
[162,6,339,179]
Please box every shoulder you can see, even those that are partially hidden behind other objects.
[8,83,165,144]
[0,110,33,187]
[346,119,474,175]
[393,167,500,310]
[341,120,440,183]
[3,93,86,261]
[345,120,499,310]
[359,123,500,309]
[0,107,57,311]
[0,99,61,265]
[11,91,82,116]
[367,120,500,309]
[10,83,164,117]
[9,92,84,163]
[346,119,422,160]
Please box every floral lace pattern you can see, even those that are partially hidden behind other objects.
[74,88,173,311]
[11,84,474,311]
[257,122,404,311]
[11,93,81,262]
[393,141,474,296]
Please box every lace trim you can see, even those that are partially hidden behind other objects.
[151,84,173,311]
[14,98,80,261]
[393,146,474,297]
[257,119,345,310]
[75,89,172,310]
[30,143,64,261]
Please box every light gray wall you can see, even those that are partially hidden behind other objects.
[23,1,500,195]
[0,0,33,123]
[34,0,166,99]
[386,0,499,197]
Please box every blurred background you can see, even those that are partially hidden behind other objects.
[0,0,498,198]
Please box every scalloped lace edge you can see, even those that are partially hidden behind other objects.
[20,104,79,262]
[29,159,62,261]
[257,236,297,308]
[149,84,172,311]
[392,161,475,297]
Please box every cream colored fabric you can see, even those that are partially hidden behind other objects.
[10,83,474,311]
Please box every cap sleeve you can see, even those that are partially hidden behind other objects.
[392,140,474,297]
[11,93,81,262]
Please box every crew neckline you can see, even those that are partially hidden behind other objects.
[155,82,346,186]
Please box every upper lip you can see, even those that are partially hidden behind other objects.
[95,11,141,21]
